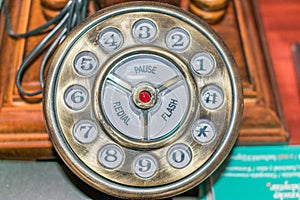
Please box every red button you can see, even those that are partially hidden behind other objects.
[139,91,151,103]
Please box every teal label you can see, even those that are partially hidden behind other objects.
[199,146,300,200]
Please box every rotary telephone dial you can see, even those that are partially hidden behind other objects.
[43,2,243,199]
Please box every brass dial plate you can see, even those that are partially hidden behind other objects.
[44,2,243,199]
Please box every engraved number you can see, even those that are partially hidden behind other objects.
[71,91,85,103]
[138,26,151,39]
[167,144,192,169]
[138,158,151,172]
[98,144,124,169]
[80,57,93,71]
[64,85,88,110]
[73,120,98,144]
[172,149,185,163]
[133,154,157,178]
[104,34,118,47]
[197,59,205,71]
[171,34,184,48]
[104,149,118,162]
[166,28,190,50]
[81,125,93,139]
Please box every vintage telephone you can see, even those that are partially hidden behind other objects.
[43,1,243,199]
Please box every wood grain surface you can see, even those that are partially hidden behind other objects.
[258,0,300,144]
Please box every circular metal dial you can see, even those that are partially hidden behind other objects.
[44,2,243,199]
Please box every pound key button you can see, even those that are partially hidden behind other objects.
[200,85,224,110]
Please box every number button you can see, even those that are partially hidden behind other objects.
[74,51,99,76]
[98,144,124,169]
[73,120,98,144]
[190,52,215,76]
[132,19,157,43]
[166,28,190,51]
[64,85,89,110]
[167,144,192,169]
[200,85,224,110]
[98,27,123,52]
[133,154,158,179]
[192,119,216,144]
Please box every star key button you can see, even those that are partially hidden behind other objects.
[191,119,216,144]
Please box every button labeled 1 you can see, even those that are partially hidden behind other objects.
[190,52,215,76]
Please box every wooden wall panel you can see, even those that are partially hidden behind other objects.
[258,0,300,145]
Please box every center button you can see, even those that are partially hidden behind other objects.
[133,84,157,110]
[139,91,151,103]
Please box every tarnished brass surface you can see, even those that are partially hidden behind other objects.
[44,2,243,199]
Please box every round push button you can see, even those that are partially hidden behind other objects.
[74,51,99,76]
[139,91,151,103]
[73,120,98,144]
[166,28,190,51]
[191,119,216,144]
[200,85,224,110]
[64,85,89,110]
[167,143,192,169]
[190,52,215,76]
[132,84,157,110]
[98,144,124,169]
[132,19,157,43]
[132,153,158,178]
[98,27,123,52]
